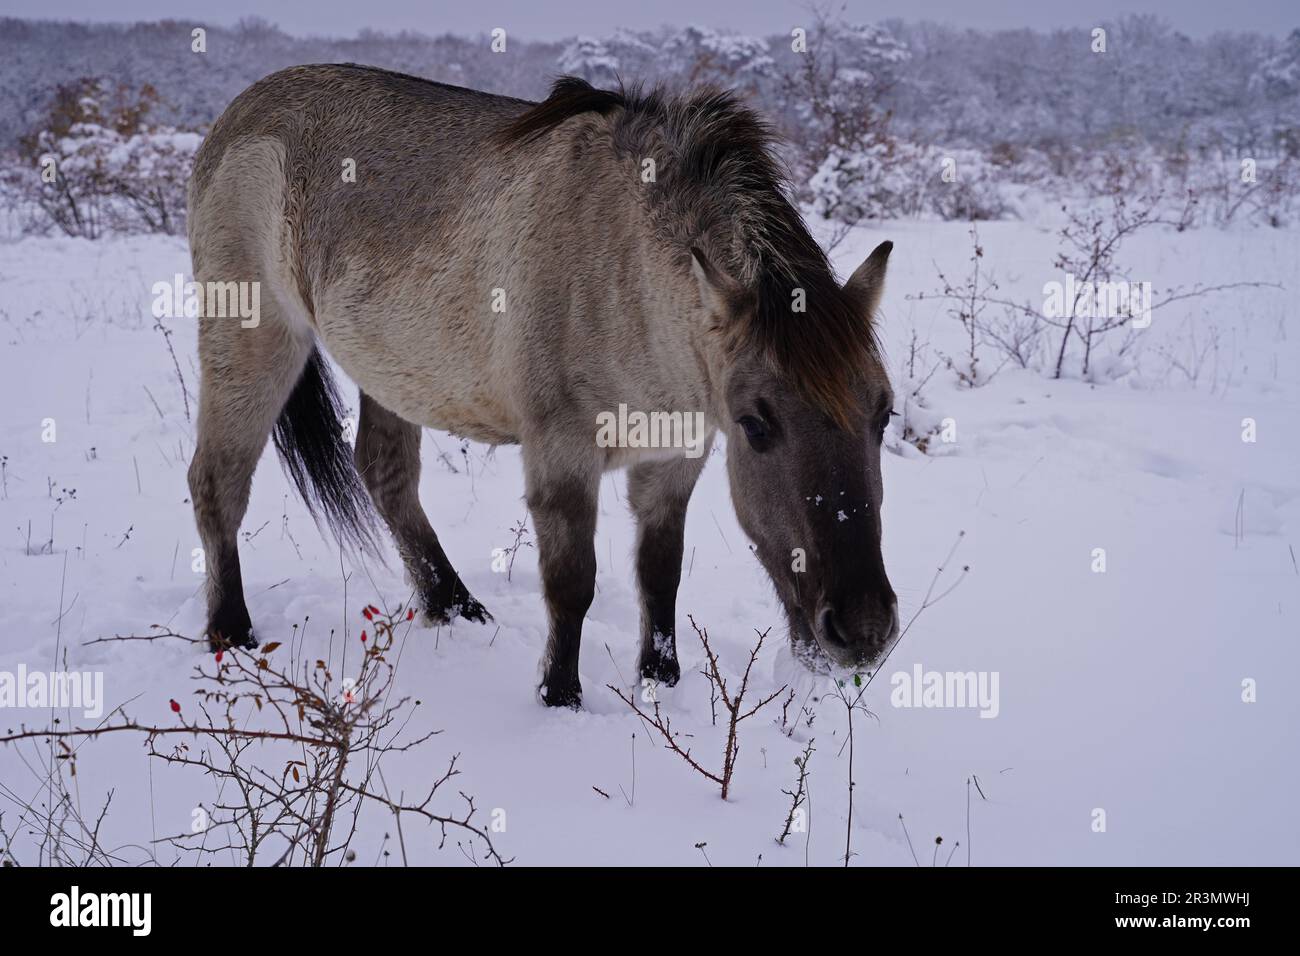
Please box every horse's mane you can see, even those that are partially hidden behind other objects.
[496,76,879,428]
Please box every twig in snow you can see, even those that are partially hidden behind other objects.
[608,616,786,800]
[899,813,919,867]
[776,738,815,845]
[152,317,191,422]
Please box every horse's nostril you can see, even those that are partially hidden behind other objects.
[818,607,848,647]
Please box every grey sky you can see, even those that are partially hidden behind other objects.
[1,0,1295,39]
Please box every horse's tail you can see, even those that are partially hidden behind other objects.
[273,348,378,552]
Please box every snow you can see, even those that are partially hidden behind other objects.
[0,216,1296,866]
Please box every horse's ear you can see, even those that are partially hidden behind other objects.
[843,240,893,318]
[690,246,744,317]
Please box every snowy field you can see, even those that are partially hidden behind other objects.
[0,215,1296,866]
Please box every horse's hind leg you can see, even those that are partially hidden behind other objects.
[189,305,313,649]
[353,392,490,624]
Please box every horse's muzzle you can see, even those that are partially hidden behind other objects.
[815,600,900,669]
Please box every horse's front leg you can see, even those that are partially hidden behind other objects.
[526,450,600,708]
[628,451,709,690]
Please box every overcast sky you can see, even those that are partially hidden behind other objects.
[1,0,1295,40]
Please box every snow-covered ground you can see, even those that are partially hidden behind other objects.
[1,216,1296,866]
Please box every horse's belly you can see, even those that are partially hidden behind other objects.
[420,398,520,445]
[314,318,520,445]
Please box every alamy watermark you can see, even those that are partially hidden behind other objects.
[595,403,708,458]
[49,886,151,936]
[0,665,104,719]
[890,663,999,718]
[1043,273,1152,329]
[151,273,261,328]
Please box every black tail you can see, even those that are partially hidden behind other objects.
[273,349,377,552]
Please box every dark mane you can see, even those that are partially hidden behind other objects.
[498,77,879,428]
[494,75,626,146]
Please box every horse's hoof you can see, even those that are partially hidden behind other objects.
[207,621,256,653]
[539,680,583,709]
[638,654,681,688]
[421,582,492,625]
[455,594,493,624]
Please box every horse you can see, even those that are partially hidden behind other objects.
[186,64,898,707]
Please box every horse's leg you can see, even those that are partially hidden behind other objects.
[628,453,708,688]
[526,450,600,708]
[189,302,313,650]
[353,392,489,624]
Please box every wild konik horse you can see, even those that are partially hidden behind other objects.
[187,64,898,707]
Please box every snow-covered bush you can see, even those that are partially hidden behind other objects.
[809,142,914,224]
[1175,154,1300,228]
[925,148,1012,221]
[4,78,200,238]
[810,142,1011,227]
[885,328,952,458]
[113,127,201,234]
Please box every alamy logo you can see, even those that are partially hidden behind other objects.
[1042,273,1152,329]
[890,663,1000,718]
[49,886,151,936]
[595,403,707,459]
[0,666,103,719]
[151,273,261,328]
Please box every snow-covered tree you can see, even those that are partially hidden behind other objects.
[779,12,911,202]
[659,26,775,87]
[558,36,621,87]
[1252,28,1300,99]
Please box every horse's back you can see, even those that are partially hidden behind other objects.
[190,64,530,271]
[186,65,537,439]
[191,64,528,198]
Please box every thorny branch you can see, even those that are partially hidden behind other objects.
[608,616,786,800]
[0,606,508,866]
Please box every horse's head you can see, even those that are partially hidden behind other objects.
[692,240,898,672]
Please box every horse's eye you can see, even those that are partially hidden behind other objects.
[875,411,896,439]
[736,415,769,450]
